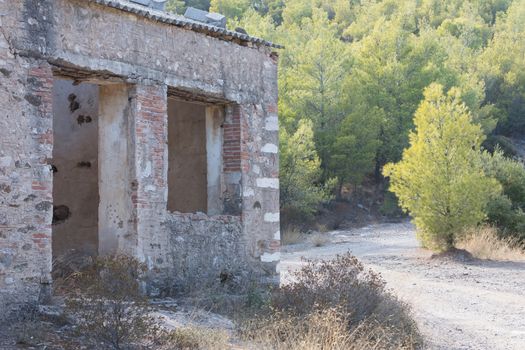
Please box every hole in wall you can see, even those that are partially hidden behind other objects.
[77,115,93,125]
[167,98,225,215]
[76,161,92,168]
[68,93,80,112]
[52,205,71,224]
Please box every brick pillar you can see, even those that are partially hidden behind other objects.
[223,105,242,173]
[222,105,243,215]
[129,84,169,281]
[28,64,54,297]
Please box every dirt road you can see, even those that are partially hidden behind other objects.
[280,222,525,350]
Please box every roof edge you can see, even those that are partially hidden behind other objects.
[89,0,284,49]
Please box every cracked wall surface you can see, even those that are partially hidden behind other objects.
[0,0,279,309]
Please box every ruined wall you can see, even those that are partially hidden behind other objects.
[240,102,280,281]
[1,0,279,306]
[0,2,54,312]
[51,0,276,104]
[52,79,99,260]
[160,213,244,294]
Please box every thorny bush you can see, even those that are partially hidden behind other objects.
[64,255,163,350]
[241,253,422,349]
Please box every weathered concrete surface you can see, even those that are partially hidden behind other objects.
[52,79,99,259]
[98,84,134,256]
[0,0,279,309]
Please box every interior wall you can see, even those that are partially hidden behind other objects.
[206,107,224,215]
[52,79,99,260]
[98,84,132,256]
[167,99,208,213]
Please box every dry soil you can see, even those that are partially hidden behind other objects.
[281,222,525,350]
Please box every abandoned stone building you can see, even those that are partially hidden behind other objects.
[0,0,280,308]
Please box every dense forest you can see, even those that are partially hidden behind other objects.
[167,0,525,243]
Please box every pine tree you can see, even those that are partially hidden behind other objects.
[384,84,500,251]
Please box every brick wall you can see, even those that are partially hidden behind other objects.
[223,105,242,173]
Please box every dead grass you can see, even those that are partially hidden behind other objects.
[315,223,330,233]
[308,232,330,247]
[282,227,331,247]
[458,226,525,261]
[281,227,305,245]
[241,306,420,350]
[9,252,422,350]
[241,307,352,350]
[240,253,422,350]
[166,326,230,350]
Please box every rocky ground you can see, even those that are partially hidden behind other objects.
[281,222,525,350]
[2,221,524,349]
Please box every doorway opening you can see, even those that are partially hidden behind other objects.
[52,78,132,275]
[52,78,99,270]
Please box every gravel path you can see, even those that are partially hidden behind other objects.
[280,222,525,350]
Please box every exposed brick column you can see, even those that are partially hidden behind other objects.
[129,84,170,280]
[223,105,242,173]
[28,65,54,261]
[132,85,168,206]
[222,105,243,215]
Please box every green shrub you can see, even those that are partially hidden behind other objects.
[483,135,519,158]
[482,149,525,207]
[486,197,525,241]
[482,149,525,242]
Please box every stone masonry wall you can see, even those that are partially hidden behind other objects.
[161,213,244,295]
[0,0,279,306]
[0,0,55,312]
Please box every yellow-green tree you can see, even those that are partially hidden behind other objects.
[383,84,500,251]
